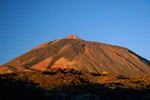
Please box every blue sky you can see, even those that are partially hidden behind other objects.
[0,0,150,65]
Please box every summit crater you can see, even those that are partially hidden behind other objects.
[64,34,81,39]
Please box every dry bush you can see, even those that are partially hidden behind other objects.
[0,68,150,100]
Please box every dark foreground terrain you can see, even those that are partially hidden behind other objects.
[0,68,150,100]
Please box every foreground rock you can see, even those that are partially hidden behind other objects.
[0,69,150,100]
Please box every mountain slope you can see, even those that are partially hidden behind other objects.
[1,35,150,75]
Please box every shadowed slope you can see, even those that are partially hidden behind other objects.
[1,35,150,75]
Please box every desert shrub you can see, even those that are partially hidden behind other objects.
[14,68,91,90]
[0,68,150,100]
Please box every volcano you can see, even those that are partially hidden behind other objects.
[1,35,150,75]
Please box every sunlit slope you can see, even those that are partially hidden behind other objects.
[1,35,150,75]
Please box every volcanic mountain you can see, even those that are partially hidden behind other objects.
[1,35,150,75]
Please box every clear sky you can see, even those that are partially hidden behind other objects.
[0,0,150,65]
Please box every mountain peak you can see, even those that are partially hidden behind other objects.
[64,34,81,39]
[1,35,150,75]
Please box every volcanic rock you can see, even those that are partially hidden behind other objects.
[1,35,150,75]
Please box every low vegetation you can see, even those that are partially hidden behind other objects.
[0,68,150,100]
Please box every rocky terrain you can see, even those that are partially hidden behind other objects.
[0,68,150,100]
[1,35,150,100]
[1,35,150,75]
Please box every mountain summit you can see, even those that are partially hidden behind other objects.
[64,34,81,39]
[1,35,150,75]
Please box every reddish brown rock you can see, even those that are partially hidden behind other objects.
[1,35,150,75]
